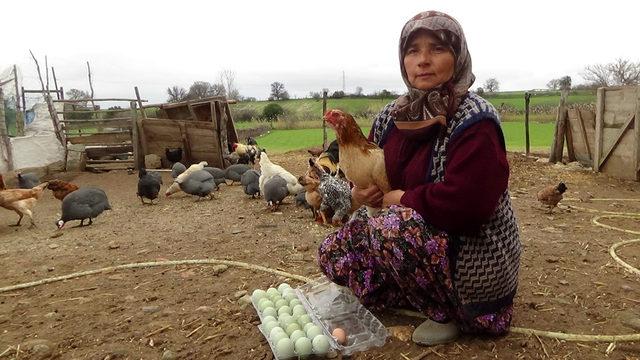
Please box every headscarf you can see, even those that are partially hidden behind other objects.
[392,11,475,131]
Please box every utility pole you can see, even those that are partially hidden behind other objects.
[342,71,345,93]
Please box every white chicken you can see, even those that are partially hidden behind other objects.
[258,153,303,197]
[165,161,208,196]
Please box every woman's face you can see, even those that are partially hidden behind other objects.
[403,31,455,91]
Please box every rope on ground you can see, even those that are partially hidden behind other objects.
[1,199,639,343]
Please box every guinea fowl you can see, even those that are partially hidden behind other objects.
[203,167,227,187]
[224,164,252,184]
[165,147,183,164]
[137,168,162,204]
[263,175,288,211]
[171,162,187,179]
[166,169,217,200]
[57,187,111,228]
[241,169,261,198]
[17,173,40,189]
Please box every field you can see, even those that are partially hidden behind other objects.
[1,151,639,359]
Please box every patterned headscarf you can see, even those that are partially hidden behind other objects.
[393,11,475,127]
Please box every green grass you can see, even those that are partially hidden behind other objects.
[484,90,595,110]
[257,122,554,154]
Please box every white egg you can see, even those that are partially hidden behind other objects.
[271,330,289,344]
[292,304,306,316]
[274,299,288,309]
[262,315,277,325]
[295,336,313,356]
[263,320,279,335]
[278,314,294,328]
[262,307,277,318]
[289,329,306,344]
[275,338,295,358]
[306,325,323,339]
[269,294,283,303]
[269,326,286,340]
[297,314,312,327]
[277,305,292,317]
[277,283,291,293]
[289,298,302,307]
[251,289,267,302]
[285,322,301,335]
[266,287,280,297]
[312,334,331,354]
[303,322,315,333]
[258,300,275,311]
[283,292,298,303]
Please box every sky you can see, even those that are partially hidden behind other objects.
[1,0,639,104]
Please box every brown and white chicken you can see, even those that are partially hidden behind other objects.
[0,182,49,227]
[323,109,390,216]
[537,182,567,213]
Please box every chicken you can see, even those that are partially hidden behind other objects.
[309,158,352,225]
[57,187,111,228]
[203,167,226,187]
[246,136,258,146]
[165,170,217,200]
[0,174,6,190]
[137,168,162,204]
[47,180,79,201]
[225,164,252,184]
[241,169,261,198]
[17,172,40,189]
[298,169,323,222]
[324,109,390,215]
[232,143,261,164]
[0,182,49,227]
[263,175,288,211]
[165,147,183,163]
[165,161,207,196]
[537,182,567,213]
[258,152,303,198]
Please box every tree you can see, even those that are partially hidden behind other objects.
[66,88,90,100]
[546,78,560,91]
[331,90,345,98]
[187,81,217,100]
[475,87,485,96]
[582,64,611,87]
[219,70,240,100]
[262,103,284,120]
[354,86,363,96]
[269,82,289,101]
[484,78,499,93]
[547,76,572,91]
[608,58,640,85]
[166,86,188,103]
[210,83,226,97]
[309,91,321,99]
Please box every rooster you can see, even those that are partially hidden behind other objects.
[323,109,390,216]
[47,180,79,201]
[165,147,183,164]
[537,182,567,213]
[0,182,49,227]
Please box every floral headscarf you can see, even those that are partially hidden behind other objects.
[393,11,475,129]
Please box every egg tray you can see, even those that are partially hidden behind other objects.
[295,278,388,356]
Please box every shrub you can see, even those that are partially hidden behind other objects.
[232,107,259,122]
[262,103,284,121]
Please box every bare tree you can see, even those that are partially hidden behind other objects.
[609,58,640,86]
[166,86,187,103]
[219,70,240,100]
[548,76,572,91]
[269,82,289,100]
[582,64,612,87]
[211,83,226,97]
[187,81,216,100]
[66,88,90,100]
[484,78,500,93]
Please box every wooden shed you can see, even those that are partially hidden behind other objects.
[137,96,238,169]
[563,86,639,181]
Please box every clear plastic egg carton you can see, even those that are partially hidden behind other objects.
[251,278,388,359]
[295,277,388,356]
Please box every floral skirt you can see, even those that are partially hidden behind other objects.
[317,205,513,335]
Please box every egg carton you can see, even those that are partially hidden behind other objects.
[251,278,388,358]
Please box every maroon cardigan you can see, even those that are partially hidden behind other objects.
[368,120,509,234]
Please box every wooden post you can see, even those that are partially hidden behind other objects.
[45,56,50,92]
[322,89,328,149]
[524,92,531,156]
[86,61,96,110]
[564,112,576,162]
[21,86,26,114]
[13,65,24,136]
[575,109,592,161]
[549,90,568,163]
[29,50,63,144]
[60,86,64,100]
[0,89,14,170]
[134,86,146,119]
[635,89,640,181]
[52,67,60,100]
[594,87,605,171]
[130,101,142,170]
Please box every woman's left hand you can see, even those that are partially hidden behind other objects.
[382,190,405,207]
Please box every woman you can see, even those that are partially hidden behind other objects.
[317,11,520,345]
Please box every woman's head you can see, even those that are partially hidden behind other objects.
[399,11,474,100]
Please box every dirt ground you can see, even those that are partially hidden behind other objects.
[1,151,639,360]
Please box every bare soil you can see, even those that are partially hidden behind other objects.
[1,151,639,360]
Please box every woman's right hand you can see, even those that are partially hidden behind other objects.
[351,184,383,208]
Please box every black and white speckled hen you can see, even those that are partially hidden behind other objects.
[309,158,352,225]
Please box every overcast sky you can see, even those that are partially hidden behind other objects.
[1,0,639,104]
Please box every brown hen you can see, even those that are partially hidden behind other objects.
[537,182,567,213]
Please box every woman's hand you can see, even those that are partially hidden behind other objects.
[383,190,405,207]
[351,185,383,208]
